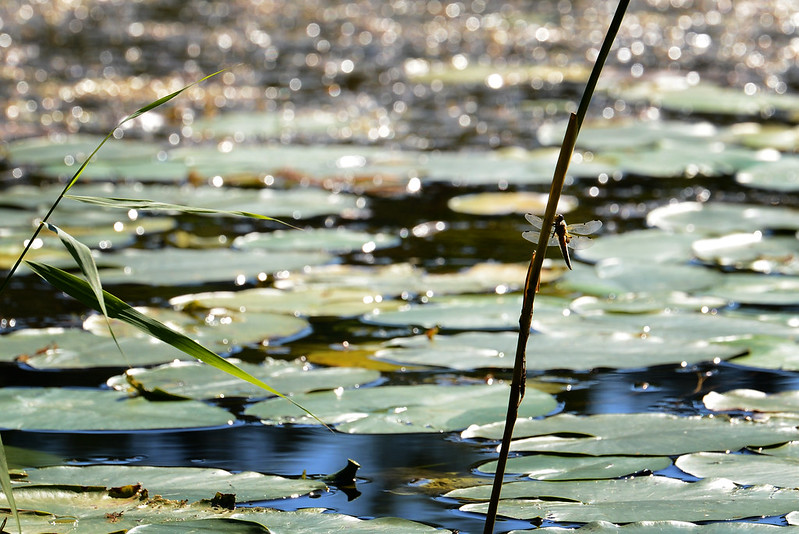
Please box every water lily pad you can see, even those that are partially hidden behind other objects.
[676,452,799,488]
[0,327,190,368]
[647,202,799,235]
[451,476,799,523]
[736,157,799,192]
[95,248,333,286]
[376,330,740,372]
[22,465,325,503]
[702,273,799,306]
[0,488,446,533]
[558,259,722,296]
[704,389,799,414]
[362,294,568,330]
[232,228,400,253]
[724,122,799,152]
[529,521,799,533]
[107,359,380,400]
[0,387,234,430]
[577,229,697,264]
[246,383,558,433]
[569,293,727,314]
[447,192,577,216]
[462,413,799,456]
[719,336,799,371]
[477,454,671,480]
[692,233,799,274]
[170,286,401,318]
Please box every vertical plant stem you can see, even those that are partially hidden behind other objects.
[481,113,579,534]
[482,2,630,532]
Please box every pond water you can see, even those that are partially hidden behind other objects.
[2,1,799,533]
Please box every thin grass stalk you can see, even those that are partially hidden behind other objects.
[481,113,579,534]
[482,2,630,532]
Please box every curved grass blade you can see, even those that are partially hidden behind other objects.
[0,68,228,296]
[43,222,129,366]
[24,260,327,427]
[65,195,299,228]
[0,434,21,534]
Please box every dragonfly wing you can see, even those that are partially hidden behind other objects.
[568,220,603,235]
[524,213,545,231]
[565,235,594,250]
[522,232,560,246]
[522,231,560,246]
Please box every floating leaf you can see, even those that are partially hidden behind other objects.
[720,336,799,371]
[477,454,671,480]
[232,228,400,253]
[22,465,325,503]
[704,389,799,414]
[528,521,799,533]
[94,248,333,286]
[692,233,799,274]
[107,359,380,401]
[736,157,799,192]
[676,452,799,488]
[447,192,577,216]
[0,388,234,430]
[577,229,697,264]
[647,202,799,235]
[171,286,401,318]
[463,413,799,456]
[701,273,799,306]
[451,476,799,523]
[246,384,558,434]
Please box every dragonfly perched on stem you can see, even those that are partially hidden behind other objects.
[522,213,602,270]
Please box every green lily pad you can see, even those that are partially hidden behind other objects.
[569,293,727,314]
[736,157,799,192]
[451,476,799,523]
[577,229,698,264]
[375,330,742,372]
[362,294,568,330]
[701,273,799,306]
[246,383,558,434]
[107,359,380,400]
[447,192,577,216]
[477,454,671,480]
[724,122,799,152]
[232,228,400,253]
[462,413,799,456]
[692,233,799,274]
[0,387,234,430]
[528,521,799,533]
[22,465,325,503]
[716,336,799,371]
[170,286,402,318]
[704,389,799,414]
[95,248,333,286]
[559,259,722,296]
[676,452,799,487]
[647,202,799,235]
[0,327,191,368]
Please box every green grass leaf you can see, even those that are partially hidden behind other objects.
[24,260,324,425]
[65,195,295,226]
[0,433,22,534]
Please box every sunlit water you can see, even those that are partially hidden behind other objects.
[1,0,799,532]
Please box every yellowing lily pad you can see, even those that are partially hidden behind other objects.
[22,465,326,503]
[170,286,401,318]
[447,192,577,216]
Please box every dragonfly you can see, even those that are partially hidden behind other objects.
[522,213,602,270]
